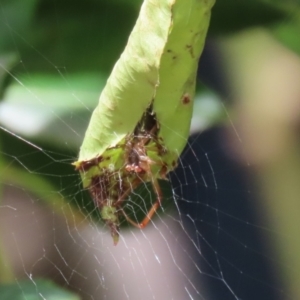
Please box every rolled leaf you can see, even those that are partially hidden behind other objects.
[74,0,215,244]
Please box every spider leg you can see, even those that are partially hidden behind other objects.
[121,178,163,229]
[136,123,157,147]
[114,178,141,207]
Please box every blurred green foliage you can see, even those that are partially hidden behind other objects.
[0,279,80,300]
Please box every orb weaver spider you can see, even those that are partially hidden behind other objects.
[75,106,173,244]
[121,118,166,230]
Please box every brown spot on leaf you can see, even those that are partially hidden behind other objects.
[74,156,104,172]
[186,44,194,58]
[182,93,191,105]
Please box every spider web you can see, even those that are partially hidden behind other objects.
[0,1,298,300]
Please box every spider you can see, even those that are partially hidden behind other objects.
[92,127,166,244]
[120,122,165,229]
[77,106,170,244]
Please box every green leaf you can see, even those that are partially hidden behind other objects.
[0,279,80,300]
[77,0,215,162]
[153,0,214,154]
[74,0,215,243]
[273,21,300,55]
[0,73,104,148]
